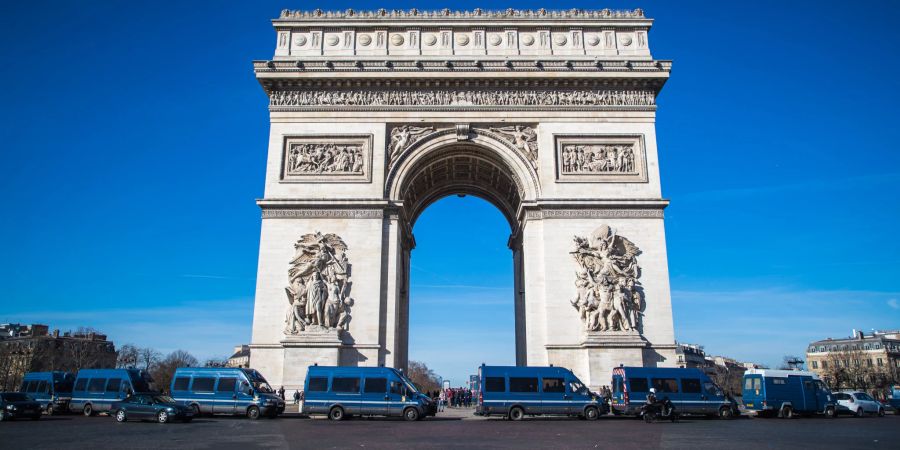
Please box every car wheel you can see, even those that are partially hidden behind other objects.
[825,406,836,418]
[157,410,169,423]
[247,406,261,420]
[855,408,864,418]
[508,406,525,421]
[0,412,6,422]
[719,406,734,420]
[191,404,201,417]
[46,404,54,416]
[328,406,344,421]
[781,406,793,419]
[403,407,420,422]
[584,406,600,421]
[83,404,95,417]
[878,408,885,417]
[115,410,127,423]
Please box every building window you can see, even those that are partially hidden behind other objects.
[811,361,818,369]
[874,344,880,349]
[864,345,870,350]
[821,361,828,369]
[867,359,873,367]
[877,358,884,367]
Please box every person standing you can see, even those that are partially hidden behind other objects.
[278,386,286,400]
[438,389,446,412]
[293,390,300,406]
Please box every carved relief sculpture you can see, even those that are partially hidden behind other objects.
[284,232,354,334]
[570,225,644,333]
[489,126,538,168]
[561,144,636,174]
[554,135,647,183]
[270,89,655,108]
[389,125,435,162]
[281,135,372,182]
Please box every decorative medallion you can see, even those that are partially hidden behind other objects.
[553,34,567,46]
[489,34,502,46]
[295,35,307,46]
[390,34,404,46]
[586,34,600,46]
[358,34,372,46]
[456,34,470,46]
[621,35,633,46]
[521,34,535,46]
[326,35,339,46]
[424,34,437,46]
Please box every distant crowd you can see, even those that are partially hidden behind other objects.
[429,388,474,411]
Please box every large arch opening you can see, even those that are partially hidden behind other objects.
[388,135,539,382]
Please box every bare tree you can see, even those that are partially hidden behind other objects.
[137,347,162,371]
[117,344,140,368]
[407,360,442,393]
[151,350,199,394]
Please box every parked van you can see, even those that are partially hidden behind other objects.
[19,372,75,415]
[741,369,836,418]
[474,365,606,421]
[69,368,154,416]
[170,367,285,419]
[611,366,739,418]
[302,366,436,421]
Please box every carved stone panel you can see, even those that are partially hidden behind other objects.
[284,232,354,335]
[281,135,373,183]
[554,134,647,183]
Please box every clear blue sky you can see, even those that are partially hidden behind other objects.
[1,1,898,384]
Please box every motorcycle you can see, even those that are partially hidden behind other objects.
[641,398,679,423]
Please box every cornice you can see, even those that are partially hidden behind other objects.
[276,8,650,25]
[255,59,671,76]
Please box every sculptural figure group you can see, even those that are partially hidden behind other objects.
[269,89,655,108]
[284,232,354,334]
[287,143,364,174]
[562,144,636,174]
[570,225,644,332]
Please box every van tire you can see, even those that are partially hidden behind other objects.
[508,406,525,421]
[247,406,261,420]
[825,406,836,418]
[584,406,600,421]
[781,406,793,419]
[718,406,734,419]
[328,406,344,421]
[403,407,420,421]
[83,404,95,417]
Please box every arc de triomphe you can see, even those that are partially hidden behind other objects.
[249,8,677,389]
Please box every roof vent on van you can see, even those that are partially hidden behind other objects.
[549,364,554,367]
[314,363,318,366]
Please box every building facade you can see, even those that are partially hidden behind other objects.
[806,329,900,394]
[227,344,251,368]
[0,324,117,391]
[249,7,679,389]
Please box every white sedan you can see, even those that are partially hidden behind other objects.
[834,392,885,417]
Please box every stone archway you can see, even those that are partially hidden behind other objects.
[249,8,678,390]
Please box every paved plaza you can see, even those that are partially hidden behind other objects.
[2,410,897,449]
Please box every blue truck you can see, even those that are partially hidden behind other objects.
[69,368,154,416]
[170,367,285,419]
[19,371,75,415]
[474,365,606,420]
[742,369,836,418]
[302,366,435,421]
[611,366,740,418]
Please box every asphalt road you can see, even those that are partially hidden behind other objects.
[1,408,898,449]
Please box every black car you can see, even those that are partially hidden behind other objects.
[111,394,194,423]
[0,392,43,421]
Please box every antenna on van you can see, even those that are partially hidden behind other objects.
[550,364,554,367]
[314,363,318,366]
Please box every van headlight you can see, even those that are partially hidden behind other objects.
[6,405,16,410]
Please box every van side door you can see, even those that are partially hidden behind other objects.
[362,377,388,416]
[540,376,567,415]
[191,376,217,413]
[387,379,407,417]
[215,377,238,414]
[679,378,704,414]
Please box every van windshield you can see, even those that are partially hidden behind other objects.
[569,380,590,395]
[252,381,274,393]
[55,378,74,394]
[398,373,419,394]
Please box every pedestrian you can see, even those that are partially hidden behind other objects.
[293,389,300,405]
[278,385,286,400]
[438,389,446,412]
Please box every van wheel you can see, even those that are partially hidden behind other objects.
[83,404,95,417]
[115,410,127,422]
[508,406,525,421]
[781,406,793,419]
[403,407,420,421]
[584,406,600,421]
[247,406,261,420]
[718,406,734,420]
[328,406,344,421]
[825,406,836,418]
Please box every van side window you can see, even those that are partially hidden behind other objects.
[74,378,88,392]
[217,378,237,393]
[509,377,539,393]
[88,378,107,393]
[332,377,360,393]
[542,378,565,393]
[308,377,328,392]
[105,378,122,392]
[681,379,702,394]
[390,381,404,394]
[192,377,216,392]
[364,378,387,394]
[25,381,38,393]
[629,378,649,392]
[485,377,505,392]
[38,381,50,393]
[173,377,190,391]
[651,378,679,393]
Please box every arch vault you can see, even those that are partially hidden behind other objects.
[249,8,677,389]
